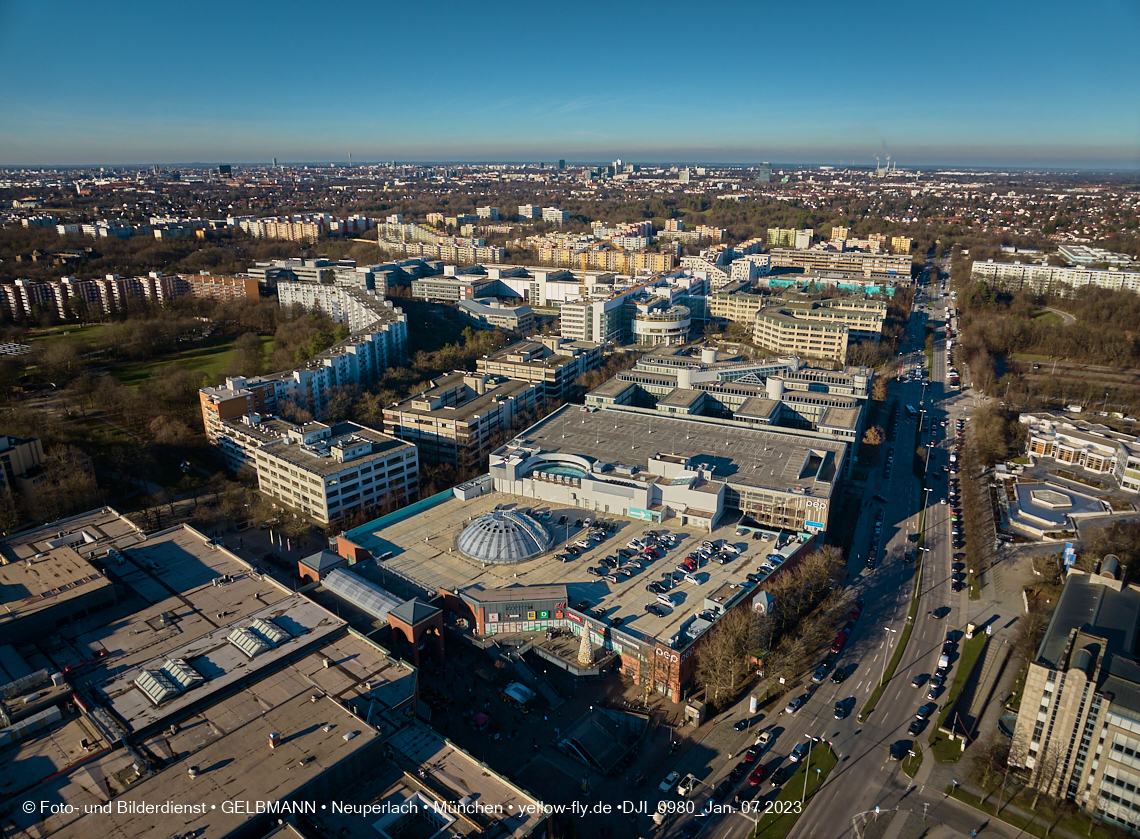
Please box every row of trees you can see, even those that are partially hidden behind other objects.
[693,546,847,708]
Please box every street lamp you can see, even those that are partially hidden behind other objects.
[801,734,818,803]
[880,627,898,687]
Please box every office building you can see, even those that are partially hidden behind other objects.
[971,261,1140,297]
[383,372,544,468]
[476,336,602,402]
[456,298,537,334]
[1010,570,1140,832]
[0,434,44,501]
[1020,413,1140,493]
[753,309,849,365]
[1057,244,1140,270]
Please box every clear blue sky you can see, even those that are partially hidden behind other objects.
[1,0,1138,169]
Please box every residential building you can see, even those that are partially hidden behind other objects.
[476,336,602,402]
[476,206,499,220]
[542,207,569,225]
[383,372,543,469]
[220,415,419,524]
[456,298,537,334]
[1010,570,1140,833]
[831,227,850,241]
[971,261,1140,297]
[1020,412,1140,493]
[890,235,913,254]
[198,300,407,436]
[0,434,44,501]
[518,204,541,220]
[767,248,912,277]
[767,228,814,249]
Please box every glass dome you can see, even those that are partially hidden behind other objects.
[457,510,551,564]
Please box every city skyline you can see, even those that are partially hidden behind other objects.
[0,0,1138,169]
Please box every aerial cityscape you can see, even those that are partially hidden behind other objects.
[0,3,1138,839]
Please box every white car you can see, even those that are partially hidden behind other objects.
[575,540,591,549]
[659,771,681,792]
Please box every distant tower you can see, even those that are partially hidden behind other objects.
[577,624,595,666]
[272,157,277,167]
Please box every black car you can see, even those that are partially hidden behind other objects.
[916,703,937,720]
[889,741,907,761]
[908,718,926,735]
[644,604,666,616]
[873,494,887,502]
[770,764,794,786]
[617,548,635,558]
[557,515,567,526]
[729,763,749,781]
[830,667,847,684]
[586,567,601,576]
[610,616,624,628]
[557,554,572,562]
[599,556,617,568]
[733,718,751,731]
[566,546,581,556]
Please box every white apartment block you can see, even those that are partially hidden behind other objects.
[542,207,569,224]
[971,261,1140,296]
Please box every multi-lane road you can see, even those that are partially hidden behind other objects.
[668,280,1019,839]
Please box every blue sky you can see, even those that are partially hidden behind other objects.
[1,0,1138,168]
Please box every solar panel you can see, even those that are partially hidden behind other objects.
[228,627,271,658]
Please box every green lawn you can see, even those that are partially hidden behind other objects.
[111,335,273,388]
[1031,310,1062,326]
[752,743,837,839]
[928,633,988,762]
[902,745,923,778]
[27,323,110,347]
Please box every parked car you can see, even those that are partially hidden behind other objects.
[659,771,680,792]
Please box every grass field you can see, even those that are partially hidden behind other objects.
[27,323,111,347]
[111,334,273,387]
[1031,310,1063,326]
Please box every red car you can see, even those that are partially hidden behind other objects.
[831,631,850,654]
[748,763,770,786]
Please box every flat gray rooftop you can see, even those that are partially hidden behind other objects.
[511,405,842,493]
[98,593,346,734]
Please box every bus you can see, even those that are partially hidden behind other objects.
[905,405,918,418]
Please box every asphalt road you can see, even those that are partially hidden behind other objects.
[672,284,1018,839]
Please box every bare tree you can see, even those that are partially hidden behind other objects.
[694,607,757,708]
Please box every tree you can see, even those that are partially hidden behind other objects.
[871,377,888,401]
[38,341,83,385]
[693,606,756,709]
[862,425,883,446]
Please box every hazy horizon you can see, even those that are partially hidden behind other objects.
[1,0,1137,170]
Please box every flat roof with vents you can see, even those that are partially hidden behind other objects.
[102,593,344,734]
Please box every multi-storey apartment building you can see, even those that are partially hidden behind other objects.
[768,248,912,277]
[382,372,543,468]
[542,208,569,224]
[475,336,602,403]
[0,272,256,321]
[971,261,1140,296]
[890,236,913,254]
[1010,570,1140,833]
[214,414,417,524]
[198,299,407,438]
